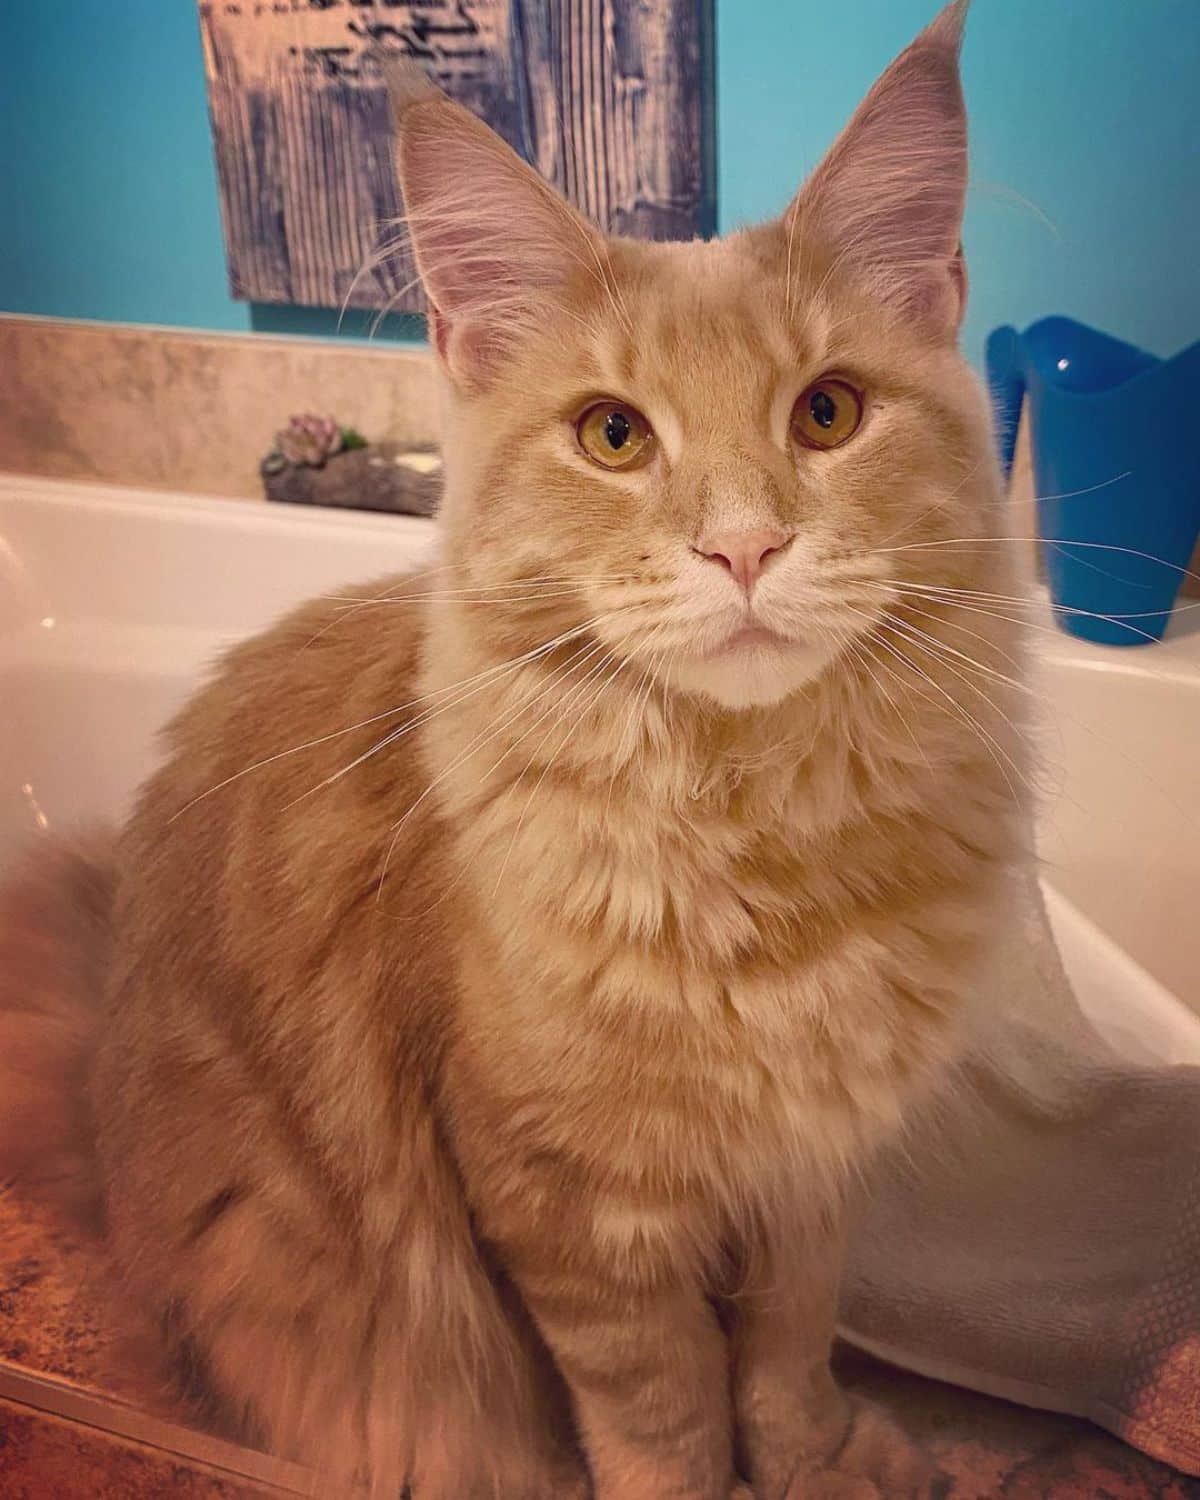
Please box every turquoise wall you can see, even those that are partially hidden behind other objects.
[3,2,1198,361]
[2,3,252,333]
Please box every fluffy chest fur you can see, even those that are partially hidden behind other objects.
[424,615,1019,1212]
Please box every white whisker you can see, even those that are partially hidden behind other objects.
[170,616,617,821]
[375,633,620,906]
[488,647,630,901]
[843,605,1033,807]
[875,533,1200,592]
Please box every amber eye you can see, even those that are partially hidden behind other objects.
[576,402,654,470]
[791,378,864,450]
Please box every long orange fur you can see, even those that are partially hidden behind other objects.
[0,5,1029,1496]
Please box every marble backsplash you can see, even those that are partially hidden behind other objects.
[2,312,1195,598]
[0,315,438,500]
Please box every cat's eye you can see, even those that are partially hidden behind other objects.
[791,379,864,451]
[575,402,654,470]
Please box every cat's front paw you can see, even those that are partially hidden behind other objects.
[792,1396,941,1499]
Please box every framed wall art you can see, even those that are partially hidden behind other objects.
[198,0,715,313]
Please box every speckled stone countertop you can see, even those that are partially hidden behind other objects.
[1,1192,1196,1498]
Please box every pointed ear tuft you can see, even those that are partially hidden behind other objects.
[924,0,970,53]
[384,60,605,390]
[380,55,443,118]
[791,0,971,337]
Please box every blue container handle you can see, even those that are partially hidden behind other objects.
[985,325,1026,482]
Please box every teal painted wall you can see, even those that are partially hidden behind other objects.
[2,3,248,332]
[3,2,1198,361]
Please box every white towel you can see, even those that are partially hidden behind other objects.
[842,872,1200,1477]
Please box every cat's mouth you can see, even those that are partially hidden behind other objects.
[725,624,785,650]
[701,622,791,658]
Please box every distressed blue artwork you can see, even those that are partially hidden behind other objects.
[198,0,715,312]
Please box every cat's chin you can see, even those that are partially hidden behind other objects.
[668,637,838,711]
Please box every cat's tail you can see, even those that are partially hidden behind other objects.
[0,832,118,1230]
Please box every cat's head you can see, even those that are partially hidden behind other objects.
[389,1,993,711]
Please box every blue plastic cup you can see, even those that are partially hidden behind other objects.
[986,317,1200,646]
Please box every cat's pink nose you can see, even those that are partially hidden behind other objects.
[695,528,791,592]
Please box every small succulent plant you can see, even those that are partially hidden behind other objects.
[276,413,345,468]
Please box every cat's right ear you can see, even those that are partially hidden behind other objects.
[385,62,604,391]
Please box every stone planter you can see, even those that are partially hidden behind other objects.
[261,442,441,517]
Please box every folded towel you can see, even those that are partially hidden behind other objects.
[843,872,1200,1477]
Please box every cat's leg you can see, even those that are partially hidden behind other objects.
[510,1253,743,1500]
[731,1216,937,1500]
[731,1215,849,1499]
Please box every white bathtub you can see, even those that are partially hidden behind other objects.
[1,474,1197,1056]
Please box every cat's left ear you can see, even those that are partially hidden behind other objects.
[790,0,970,338]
